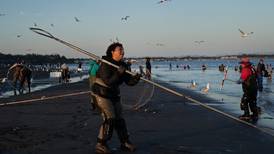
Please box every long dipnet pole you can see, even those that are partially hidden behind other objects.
[29,28,184,97]
[29,27,274,137]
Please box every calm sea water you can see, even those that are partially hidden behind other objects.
[134,58,274,133]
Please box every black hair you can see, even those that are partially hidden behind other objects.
[106,42,123,57]
[240,54,248,59]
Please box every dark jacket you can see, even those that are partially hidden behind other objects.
[146,60,151,70]
[92,56,139,99]
[257,63,266,75]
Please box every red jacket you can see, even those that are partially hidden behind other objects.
[240,65,252,81]
[240,63,257,94]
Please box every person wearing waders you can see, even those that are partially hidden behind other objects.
[92,42,141,154]
[145,57,151,80]
[89,60,100,110]
[237,56,259,120]
[256,58,267,91]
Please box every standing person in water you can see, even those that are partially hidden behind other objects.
[145,57,151,80]
[256,58,267,91]
[237,55,259,120]
[60,63,69,83]
[202,64,207,71]
[169,62,172,71]
[77,62,82,72]
[92,42,141,154]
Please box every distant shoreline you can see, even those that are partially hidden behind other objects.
[128,54,274,60]
[1,52,273,64]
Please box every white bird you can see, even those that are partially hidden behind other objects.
[121,16,130,21]
[190,80,197,88]
[239,29,253,38]
[202,83,210,93]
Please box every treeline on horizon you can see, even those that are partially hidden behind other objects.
[0,53,273,64]
[0,53,79,65]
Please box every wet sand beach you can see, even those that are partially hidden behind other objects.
[0,79,274,154]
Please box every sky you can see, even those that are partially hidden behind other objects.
[0,0,274,58]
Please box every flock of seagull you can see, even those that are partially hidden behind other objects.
[1,15,81,39]
[0,0,254,47]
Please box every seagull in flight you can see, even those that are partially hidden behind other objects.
[121,16,130,21]
[50,23,54,27]
[34,23,37,27]
[194,40,205,44]
[116,37,120,42]
[156,43,165,46]
[239,29,253,38]
[109,37,120,43]
[0,13,6,16]
[74,17,80,22]
[157,0,171,4]
[146,42,165,47]
[17,35,22,38]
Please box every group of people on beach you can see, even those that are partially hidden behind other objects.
[234,56,274,121]
[87,41,272,153]
[236,58,272,91]
[3,43,270,153]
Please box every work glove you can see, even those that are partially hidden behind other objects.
[236,78,243,84]
[133,73,141,81]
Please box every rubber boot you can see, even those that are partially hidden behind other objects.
[95,142,112,154]
[239,111,250,120]
[250,109,259,121]
[250,102,259,120]
[121,141,136,152]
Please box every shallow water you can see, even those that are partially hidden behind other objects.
[133,58,274,134]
